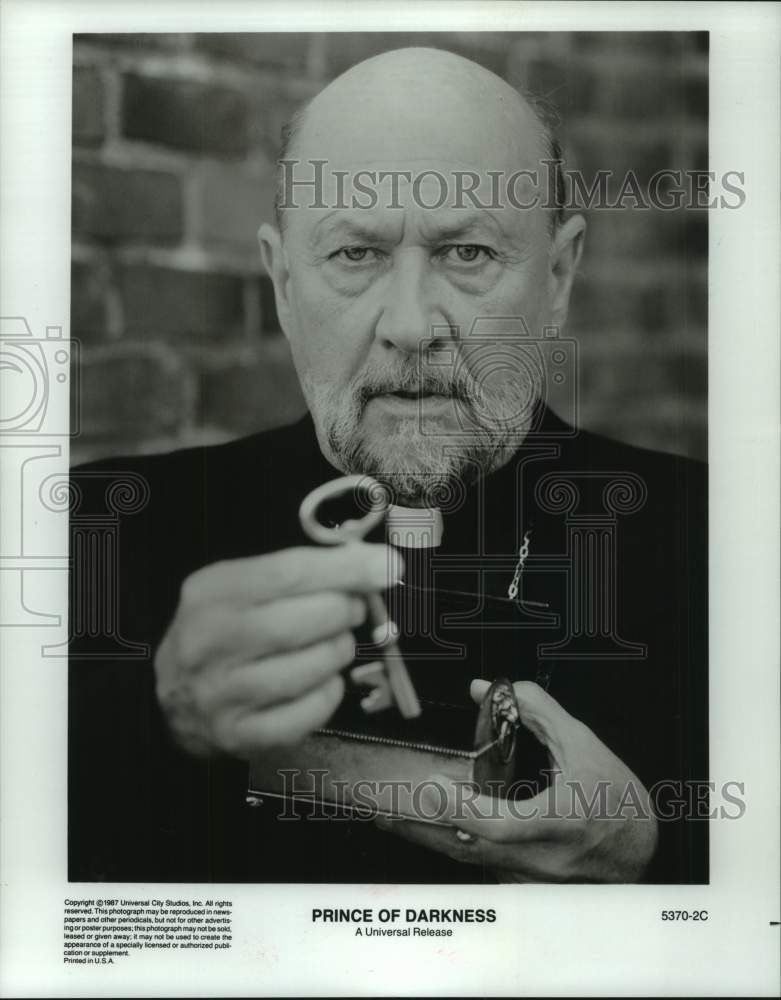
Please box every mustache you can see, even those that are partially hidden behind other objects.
[353,363,476,408]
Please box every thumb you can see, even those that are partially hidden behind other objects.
[470,678,572,736]
[513,681,620,777]
[471,679,579,773]
[469,679,491,704]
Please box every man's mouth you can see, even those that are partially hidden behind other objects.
[390,389,428,399]
[368,390,456,416]
[383,388,449,400]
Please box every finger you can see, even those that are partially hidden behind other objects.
[221,673,346,756]
[469,678,491,704]
[216,631,356,709]
[471,679,577,732]
[511,681,636,779]
[446,786,568,844]
[416,772,564,845]
[183,542,405,608]
[374,813,592,884]
[469,678,570,769]
[499,681,581,770]
[205,591,367,662]
[374,815,498,867]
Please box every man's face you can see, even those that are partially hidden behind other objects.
[260,57,583,503]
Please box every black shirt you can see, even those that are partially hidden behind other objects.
[68,406,708,883]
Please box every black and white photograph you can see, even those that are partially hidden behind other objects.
[0,2,779,997]
[68,27,712,886]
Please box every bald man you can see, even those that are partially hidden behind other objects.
[69,48,707,885]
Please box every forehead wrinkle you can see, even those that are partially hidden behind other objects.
[304,200,541,255]
[415,207,504,242]
[308,210,405,249]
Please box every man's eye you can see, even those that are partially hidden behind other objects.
[334,247,375,263]
[443,245,494,264]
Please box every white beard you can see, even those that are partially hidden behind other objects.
[303,361,537,505]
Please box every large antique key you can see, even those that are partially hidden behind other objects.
[299,475,422,720]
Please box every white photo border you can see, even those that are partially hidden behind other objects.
[1,2,779,996]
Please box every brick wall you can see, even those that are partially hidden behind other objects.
[71,31,708,465]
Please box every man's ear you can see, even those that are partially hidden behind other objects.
[258,222,293,337]
[548,214,586,329]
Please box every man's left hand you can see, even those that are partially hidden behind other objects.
[375,680,658,883]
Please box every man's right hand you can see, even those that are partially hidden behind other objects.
[154,543,403,758]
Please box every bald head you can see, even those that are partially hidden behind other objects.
[259,46,586,502]
[275,46,564,229]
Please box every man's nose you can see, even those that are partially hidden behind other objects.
[373,250,447,355]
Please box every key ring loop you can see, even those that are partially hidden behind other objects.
[299,474,391,545]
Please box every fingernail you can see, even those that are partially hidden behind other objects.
[368,546,405,587]
[388,548,405,585]
[371,620,399,645]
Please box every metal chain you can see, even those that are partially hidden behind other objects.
[507,529,532,600]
